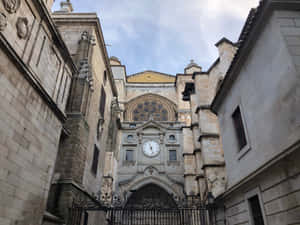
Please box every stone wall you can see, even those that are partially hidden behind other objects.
[0,1,74,225]
[45,12,118,220]
[223,149,300,225]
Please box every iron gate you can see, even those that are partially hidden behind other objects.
[67,200,216,225]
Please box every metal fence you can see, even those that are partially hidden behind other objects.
[67,200,216,225]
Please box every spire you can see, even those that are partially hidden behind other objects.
[60,0,73,13]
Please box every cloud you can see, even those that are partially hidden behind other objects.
[53,0,259,74]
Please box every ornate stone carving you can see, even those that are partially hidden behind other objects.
[16,17,29,39]
[207,170,227,198]
[2,0,20,14]
[100,177,113,205]
[0,12,7,31]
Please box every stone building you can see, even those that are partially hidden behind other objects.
[0,0,299,225]
[0,0,118,225]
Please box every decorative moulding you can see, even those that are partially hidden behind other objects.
[0,12,7,31]
[16,17,29,39]
[2,0,21,14]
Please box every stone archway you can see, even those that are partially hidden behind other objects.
[125,184,177,209]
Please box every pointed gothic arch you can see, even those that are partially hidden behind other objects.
[125,94,177,122]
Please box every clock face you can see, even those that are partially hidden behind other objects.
[143,141,160,157]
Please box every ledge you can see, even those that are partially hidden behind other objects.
[195,105,211,114]
[194,148,201,154]
[198,133,220,142]
[191,123,199,129]
[184,173,196,178]
[195,174,205,180]
[183,152,195,157]
[202,162,226,170]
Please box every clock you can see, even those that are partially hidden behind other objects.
[143,141,160,157]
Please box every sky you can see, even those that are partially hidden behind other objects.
[53,0,260,75]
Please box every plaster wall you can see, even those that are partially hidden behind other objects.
[218,11,300,189]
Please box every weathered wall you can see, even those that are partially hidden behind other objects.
[0,1,74,225]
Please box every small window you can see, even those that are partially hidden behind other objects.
[248,195,265,225]
[99,86,106,118]
[129,123,136,128]
[232,106,247,150]
[169,150,177,161]
[125,150,134,161]
[103,70,107,85]
[169,135,176,141]
[127,135,134,141]
[91,145,100,175]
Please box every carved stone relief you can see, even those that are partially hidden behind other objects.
[2,0,20,14]
[100,177,113,204]
[207,170,226,198]
[16,17,29,39]
[0,12,7,31]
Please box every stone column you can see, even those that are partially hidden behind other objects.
[182,128,199,196]
[190,94,206,200]
[194,74,226,198]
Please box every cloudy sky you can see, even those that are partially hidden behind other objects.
[53,0,259,75]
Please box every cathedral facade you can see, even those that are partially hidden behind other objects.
[0,0,299,225]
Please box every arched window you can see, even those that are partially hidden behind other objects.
[125,94,177,122]
[132,100,169,121]
[169,135,176,141]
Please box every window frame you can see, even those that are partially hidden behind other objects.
[245,187,268,225]
[169,150,177,161]
[169,135,176,142]
[125,150,134,162]
[231,103,251,160]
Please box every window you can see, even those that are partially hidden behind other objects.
[97,119,104,140]
[132,101,169,121]
[125,150,134,161]
[169,150,177,161]
[103,70,107,85]
[169,135,176,141]
[129,123,136,128]
[232,106,247,150]
[127,135,134,141]
[99,86,106,118]
[248,195,265,225]
[91,145,100,175]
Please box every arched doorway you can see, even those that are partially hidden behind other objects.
[125,184,177,209]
